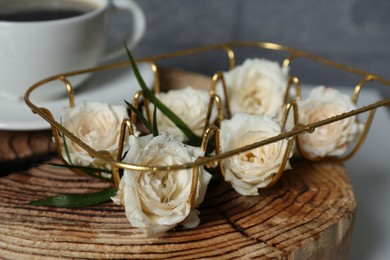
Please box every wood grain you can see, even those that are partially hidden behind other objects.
[0,159,355,259]
[0,130,56,175]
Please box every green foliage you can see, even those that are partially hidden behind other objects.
[28,188,117,208]
[124,44,202,146]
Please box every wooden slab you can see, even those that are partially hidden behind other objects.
[0,130,56,175]
[0,158,355,259]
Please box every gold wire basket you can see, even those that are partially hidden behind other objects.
[24,42,390,203]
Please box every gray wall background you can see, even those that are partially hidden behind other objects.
[126,0,390,90]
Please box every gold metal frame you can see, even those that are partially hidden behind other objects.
[24,42,390,195]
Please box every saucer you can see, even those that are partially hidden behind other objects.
[0,63,154,131]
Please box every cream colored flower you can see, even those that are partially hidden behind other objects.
[150,86,217,142]
[220,113,292,196]
[59,102,134,169]
[219,58,289,121]
[111,133,212,237]
[297,86,363,158]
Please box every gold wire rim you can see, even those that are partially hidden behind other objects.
[24,41,390,173]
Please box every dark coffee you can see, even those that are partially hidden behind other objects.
[0,2,98,22]
[0,9,86,22]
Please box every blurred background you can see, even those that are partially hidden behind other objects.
[111,1,390,259]
[129,0,390,85]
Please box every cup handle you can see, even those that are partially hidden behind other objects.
[101,0,146,63]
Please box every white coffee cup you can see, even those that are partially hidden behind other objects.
[0,0,146,102]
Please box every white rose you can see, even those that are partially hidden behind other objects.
[59,102,134,169]
[297,86,363,158]
[220,113,292,196]
[111,133,212,237]
[219,58,289,121]
[150,86,217,142]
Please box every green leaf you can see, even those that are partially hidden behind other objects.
[154,97,202,145]
[124,44,202,146]
[153,104,159,137]
[124,99,153,133]
[28,188,117,208]
[124,44,152,99]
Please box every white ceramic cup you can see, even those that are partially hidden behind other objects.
[0,0,146,102]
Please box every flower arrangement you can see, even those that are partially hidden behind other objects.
[27,43,374,237]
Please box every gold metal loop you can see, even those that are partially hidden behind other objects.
[145,60,160,94]
[213,95,224,127]
[131,90,142,123]
[221,45,236,70]
[200,125,224,177]
[112,166,121,189]
[188,157,201,209]
[265,138,295,188]
[281,101,300,130]
[336,108,377,162]
[282,51,302,68]
[59,76,75,108]
[284,76,302,104]
[93,150,119,187]
[41,107,66,165]
[23,41,390,174]
[352,75,374,104]
[210,72,231,118]
[117,119,136,162]
[204,94,224,133]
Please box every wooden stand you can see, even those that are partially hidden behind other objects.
[0,156,355,259]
